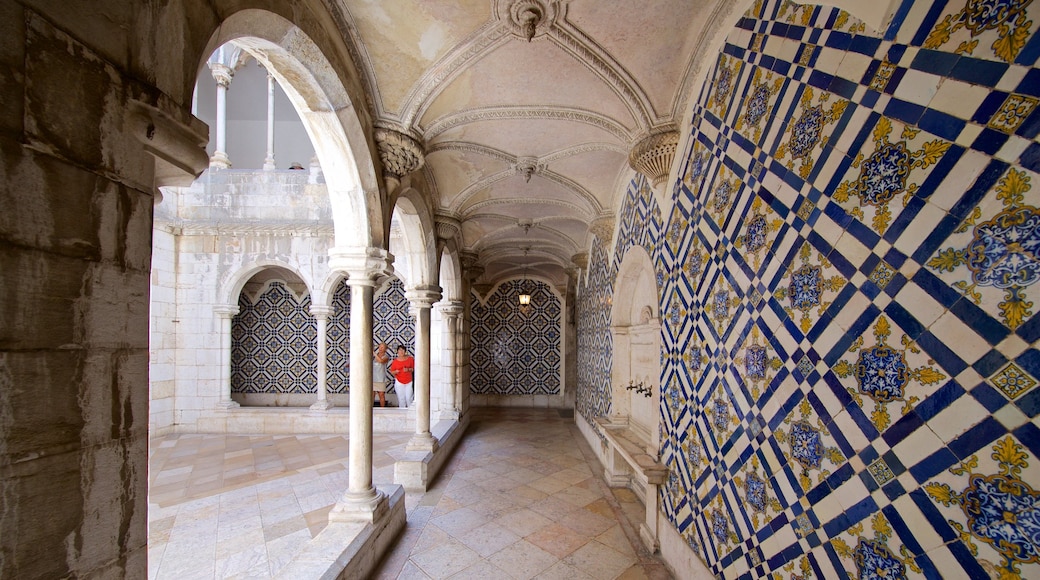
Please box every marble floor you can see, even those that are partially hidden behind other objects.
[148,408,673,579]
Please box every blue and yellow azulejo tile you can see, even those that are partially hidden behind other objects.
[833,116,951,234]
[774,398,846,491]
[734,66,785,145]
[830,512,923,579]
[924,0,1037,63]
[833,315,948,431]
[775,86,848,180]
[772,241,847,336]
[927,167,1040,331]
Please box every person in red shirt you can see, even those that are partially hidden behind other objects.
[388,345,414,408]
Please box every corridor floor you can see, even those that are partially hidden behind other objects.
[148,408,673,579]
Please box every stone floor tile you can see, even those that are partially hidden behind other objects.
[486,539,558,580]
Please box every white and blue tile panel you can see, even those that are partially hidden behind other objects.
[469,280,562,395]
[327,277,413,393]
[232,276,413,395]
[230,281,318,394]
[578,0,1040,577]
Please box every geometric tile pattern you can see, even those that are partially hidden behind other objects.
[231,281,317,394]
[575,1,1040,577]
[327,277,413,393]
[470,280,561,395]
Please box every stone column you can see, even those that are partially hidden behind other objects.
[214,305,240,408]
[208,62,233,169]
[328,248,393,523]
[406,285,442,452]
[310,305,333,411]
[263,69,277,171]
[437,301,464,419]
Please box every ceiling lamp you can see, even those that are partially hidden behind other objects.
[518,245,532,308]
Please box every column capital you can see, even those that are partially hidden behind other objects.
[434,211,462,242]
[629,128,680,189]
[329,246,394,285]
[213,304,240,318]
[208,62,234,88]
[436,300,465,317]
[310,305,333,319]
[406,285,443,311]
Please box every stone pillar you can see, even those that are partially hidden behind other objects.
[328,247,393,523]
[208,62,233,169]
[214,305,241,409]
[406,285,442,452]
[437,301,464,419]
[263,69,277,171]
[310,305,333,411]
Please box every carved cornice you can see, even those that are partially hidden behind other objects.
[461,197,594,220]
[629,129,679,188]
[423,106,632,142]
[588,214,615,243]
[375,128,425,179]
[571,252,588,269]
[427,141,515,163]
[406,284,443,310]
[434,211,462,242]
[153,219,335,237]
[539,142,628,163]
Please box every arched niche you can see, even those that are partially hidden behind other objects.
[609,246,661,451]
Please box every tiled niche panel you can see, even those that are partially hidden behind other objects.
[577,1,1040,578]
[231,281,317,394]
[470,280,562,395]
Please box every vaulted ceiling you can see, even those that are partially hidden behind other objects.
[339,0,725,288]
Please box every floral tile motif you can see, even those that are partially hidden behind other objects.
[682,426,709,482]
[709,280,742,336]
[834,315,948,431]
[870,261,896,289]
[925,435,1040,578]
[708,387,740,441]
[684,142,711,194]
[832,8,868,34]
[777,0,815,26]
[773,242,846,334]
[797,198,815,222]
[868,458,896,486]
[793,512,815,538]
[733,456,782,530]
[667,206,690,249]
[735,197,784,271]
[870,60,897,92]
[834,116,951,234]
[989,93,1040,134]
[684,234,709,284]
[735,67,785,144]
[685,339,709,381]
[707,166,741,226]
[990,361,1039,400]
[780,555,817,579]
[665,377,686,413]
[927,167,1040,330]
[924,0,1037,63]
[709,54,739,119]
[775,86,848,180]
[707,492,739,551]
[774,398,845,491]
[831,512,922,578]
[734,326,783,400]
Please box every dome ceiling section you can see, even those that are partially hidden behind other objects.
[416,37,639,131]
[426,116,628,156]
[565,0,706,118]
[542,146,628,208]
[424,145,513,200]
[344,0,493,116]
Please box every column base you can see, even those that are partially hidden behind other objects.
[406,433,439,453]
[639,522,660,553]
[310,399,333,411]
[218,399,240,409]
[328,488,388,524]
[210,151,231,169]
[263,158,276,170]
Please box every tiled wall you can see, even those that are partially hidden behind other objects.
[231,282,317,393]
[577,0,1040,577]
[470,280,562,395]
[232,277,413,395]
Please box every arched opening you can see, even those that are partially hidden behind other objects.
[609,246,662,448]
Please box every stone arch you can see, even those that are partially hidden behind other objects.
[438,240,463,303]
[219,259,314,307]
[390,187,438,288]
[197,9,383,249]
[609,245,661,447]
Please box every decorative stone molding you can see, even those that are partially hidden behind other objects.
[434,212,462,242]
[208,63,234,88]
[515,157,540,182]
[374,128,425,179]
[329,246,395,285]
[127,99,210,191]
[424,106,631,142]
[310,304,334,319]
[436,300,466,317]
[497,0,560,42]
[588,215,615,243]
[571,252,589,270]
[629,130,680,188]
[406,285,444,312]
[213,305,240,319]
